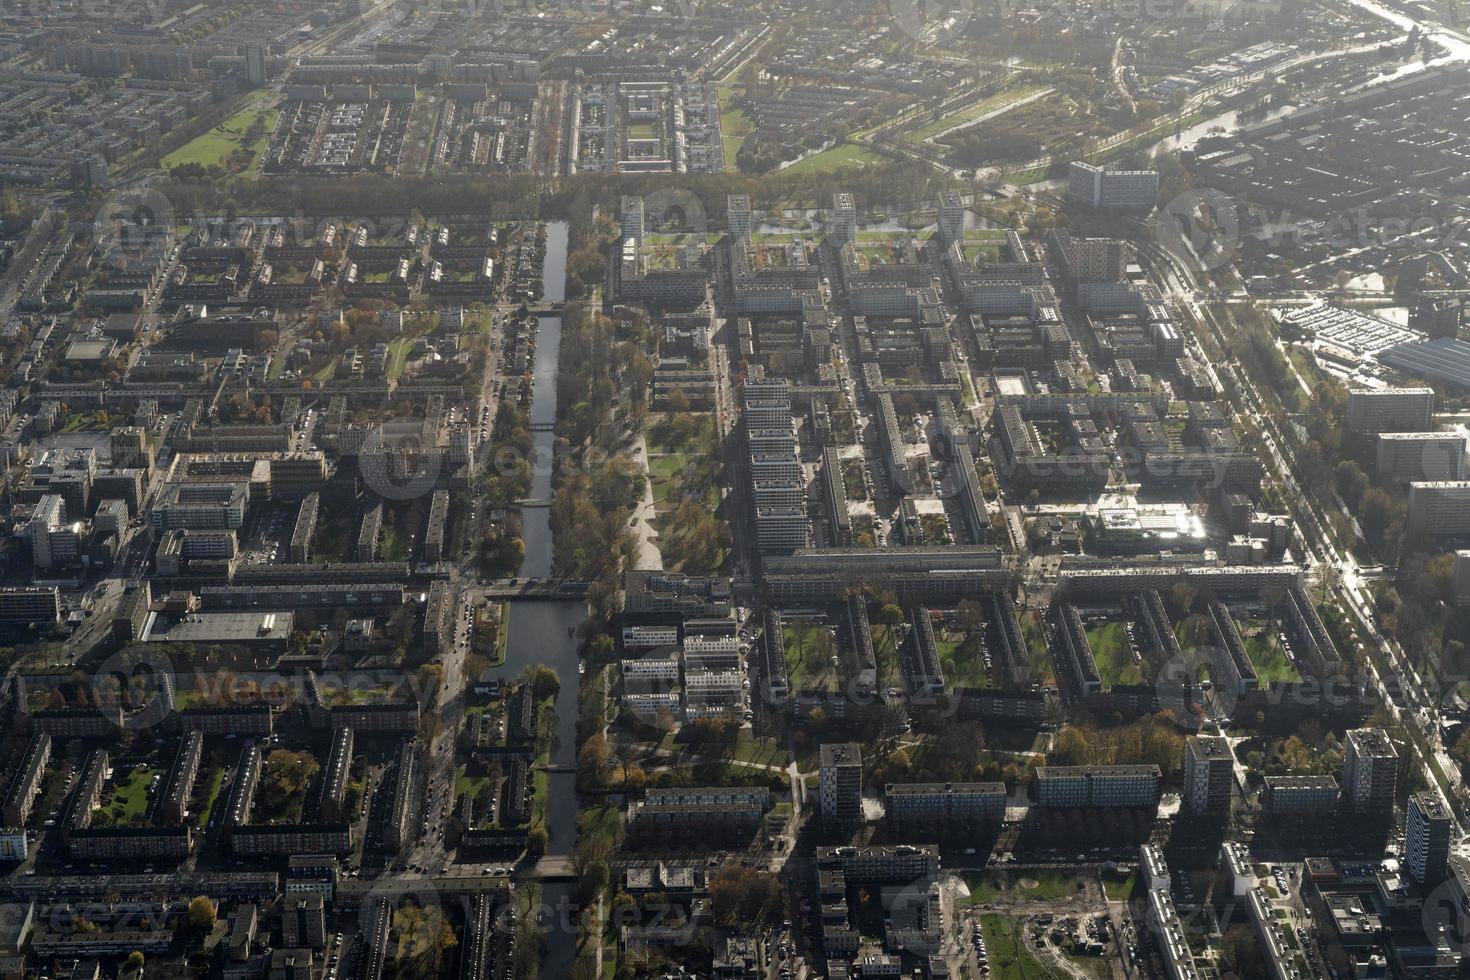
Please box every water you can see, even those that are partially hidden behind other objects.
[502,220,584,978]
[518,219,567,579]
[1146,102,1299,157]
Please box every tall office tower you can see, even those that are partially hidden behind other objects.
[830,192,857,247]
[1406,790,1454,886]
[1341,728,1398,817]
[1183,735,1234,818]
[819,742,863,825]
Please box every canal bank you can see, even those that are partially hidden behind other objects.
[501,220,585,978]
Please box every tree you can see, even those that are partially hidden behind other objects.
[708,864,785,929]
[521,665,560,702]
[1050,727,1090,766]
[126,952,144,969]
[578,733,614,786]
[527,826,548,856]
[187,896,217,931]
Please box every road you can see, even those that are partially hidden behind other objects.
[1147,205,1463,823]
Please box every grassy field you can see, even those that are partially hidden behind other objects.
[1240,619,1304,683]
[1101,869,1137,901]
[97,766,158,825]
[717,83,754,169]
[904,84,1049,144]
[193,765,226,829]
[871,623,905,692]
[162,104,279,172]
[784,620,839,692]
[980,913,1068,980]
[780,142,885,175]
[935,628,994,689]
[385,335,415,379]
[1086,621,1144,687]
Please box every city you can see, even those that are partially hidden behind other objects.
[0,0,1468,978]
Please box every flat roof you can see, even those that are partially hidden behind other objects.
[141,609,294,644]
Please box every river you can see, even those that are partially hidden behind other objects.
[501,219,586,977]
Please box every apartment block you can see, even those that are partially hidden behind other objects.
[1375,432,1466,485]
[819,742,863,825]
[1341,728,1398,817]
[1406,790,1453,886]
[1035,765,1161,808]
[1407,481,1470,536]
[884,782,1005,825]
[1183,735,1234,818]
[1345,387,1434,435]
[1262,775,1339,815]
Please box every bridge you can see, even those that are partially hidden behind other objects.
[526,302,565,315]
[483,578,590,600]
[529,422,555,432]
[514,498,550,507]
[532,856,577,881]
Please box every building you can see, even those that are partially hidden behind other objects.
[244,44,267,86]
[831,192,857,247]
[150,482,248,530]
[1407,481,1470,536]
[1066,162,1159,208]
[318,727,354,824]
[620,196,645,247]
[727,194,752,242]
[1375,432,1466,485]
[1262,775,1339,815]
[628,787,771,843]
[384,740,416,851]
[819,742,863,825]
[281,894,326,949]
[1456,551,1470,606]
[1183,735,1234,819]
[814,844,939,883]
[159,731,203,826]
[1345,387,1434,435]
[1035,766,1161,808]
[1406,790,1453,886]
[938,191,965,244]
[2,733,50,827]
[1341,728,1398,817]
[0,827,26,861]
[884,782,1005,825]
[0,587,61,625]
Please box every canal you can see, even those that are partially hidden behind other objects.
[499,219,586,976]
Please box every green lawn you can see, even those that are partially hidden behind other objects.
[780,142,885,175]
[1240,620,1303,684]
[1086,622,1143,687]
[96,766,157,826]
[1101,870,1136,901]
[784,620,839,693]
[935,628,994,689]
[162,104,280,172]
[981,913,1068,980]
[194,765,226,829]
[647,453,690,507]
[626,122,658,140]
[385,336,414,379]
[959,871,1002,905]
[904,84,1048,144]
[717,83,754,169]
[871,623,905,691]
